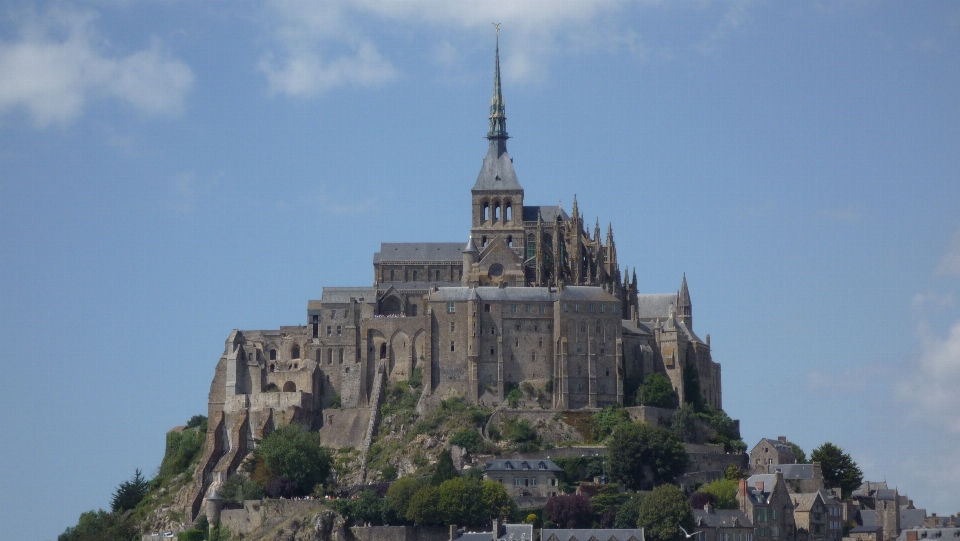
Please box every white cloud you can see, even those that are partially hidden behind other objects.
[0,8,193,127]
[257,0,654,94]
[696,1,752,56]
[934,228,960,277]
[896,321,960,433]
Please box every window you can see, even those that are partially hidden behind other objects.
[525,304,532,313]
[327,350,333,364]
[490,347,495,355]
[291,345,300,359]
[270,349,277,361]
[771,509,778,520]
[484,303,491,313]
[411,304,418,316]
[447,302,455,313]
[337,326,342,336]
[412,270,418,281]
[563,303,569,312]
[531,352,537,362]
[530,478,537,486]
[538,337,543,347]
[484,202,490,221]
[514,478,521,486]
[549,478,557,486]
[491,326,496,335]
[539,305,546,314]
[326,326,332,336]
[450,341,456,352]
[312,315,319,323]
[338,349,344,364]
[343,309,348,317]
[435,269,440,281]
[511,304,517,313]
[600,304,605,313]
[515,339,519,347]
[390,269,395,281]
[515,323,520,331]
[589,303,595,312]
[331,310,336,319]
[450,322,456,332]
[575,304,580,312]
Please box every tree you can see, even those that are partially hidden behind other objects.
[111,469,149,512]
[406,485,443,525]
[431,448,460,486]
[787,442,807,464]
[609,422,688,490]
[698,478,738,509]
[592,405,633,442]
[256,423,332,496]
[545,494,593,528]
[811,442,863,498]
[638,484,695,541]
[670,404,696,443]
[438,477,486,527]
[481,480,517,522]
[450,428,486,453]
[386,477,422,521]
[614,493,647,528]
[58,509,137,541]
[638,373,678,408]
[689,491,715,510]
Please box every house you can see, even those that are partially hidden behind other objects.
[792,490,843,541]
[542,529,645,541]
[750,438,798,474]
[693,502,755,541]
[767,464,825,494]
[738,472,797,541]
[457,521,534,541]
[848,525,884,541]
[484,459,562,506]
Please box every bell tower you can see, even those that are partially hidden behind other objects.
[470,25,525,255]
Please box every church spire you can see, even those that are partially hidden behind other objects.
[488,24,508,140]
[678,273,692,329]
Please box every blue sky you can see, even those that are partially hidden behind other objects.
[2,1,959,539]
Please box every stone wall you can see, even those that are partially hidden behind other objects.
[220,499,326,536]
[319,407,372,449]
[351,525,451,541]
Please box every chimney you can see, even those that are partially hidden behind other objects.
[907,531,918,541]
[778,436,787,443]
[705,502,714,514]
[756,481,765,491]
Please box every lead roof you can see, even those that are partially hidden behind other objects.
[373,242,465,263]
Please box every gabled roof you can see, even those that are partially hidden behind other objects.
[320,287,376,304]
[636,294,676,320]
[900,509,927,529]
[484,459,562,472]
[522,205,569,222]
[373,242,465,263]
[693,509,752,529]
[543,529,645,541]
[770,464,816,480]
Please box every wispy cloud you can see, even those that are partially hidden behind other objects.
[896,320,960,433]
[696,1,752,56]
[0,7,193,127]
[934,228,960,277]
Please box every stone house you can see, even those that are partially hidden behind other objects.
[484,459,562,504]
[542,529,645,541]
[750,438,798,474]
[848,525,884,541]
[693,503,755,541]
[768,464,825,494]
[738,472,797,541]
[792,490,843,541]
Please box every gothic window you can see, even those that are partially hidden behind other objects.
[505,202,512,221]
[483,202,490,222]
[291,345,300,359]
[435,269,440,281]
[328,350,333,364]
[507,235,513,247]
[494,202,501,221]
[338,348,344,364]
[488,264,504,278]
[270,349,277,361]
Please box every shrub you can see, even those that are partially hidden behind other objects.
[637,373,677,408]
[450,428,485,453]
[521,381,536,397]
[507,389,522,408]
[159,426,205,479]
[545,494,593,528]
[177,530,204,541]
[544,380,553,393]
[408,367,423,389]
[220,473,263,503]
[592,405,632,442]
[255,423,332,496]
[331,393,342,409]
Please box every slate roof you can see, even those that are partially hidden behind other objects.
[622,320,654,336]
[897,528,960,541]
[458,524,534,541]
[320,287,376,304]
[378,282,460,291]
[900,509,928,529]
[860,510,878,527]
[851,526,883,534]
[636,294,677,320]
[484,459,562,472]
[770,464,816,480]
[693,509,752,529]
[543,529,645,541]
[374,243,465,263]
[473,140,523,191]
[522,205,570,222]
[428,286,617,303]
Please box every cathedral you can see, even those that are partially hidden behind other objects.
[189,35,722,519]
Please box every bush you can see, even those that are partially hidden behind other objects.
[331,393,342,409]
[255,423,332,496]
[698,478,738,509]
[450,428,486,453]
[178,530,205,541]
[637,373,677,408]
[185,415,208,430]
[545,494,593,528]
[159,426,206,479]
[220,473,263,503]
[507,388,522,408]
[265,476,299,499]
[58,509,137,541]
[609,422,687,490]
[592,405,632,442]
[408,367,423,389]
[430,449,460,486]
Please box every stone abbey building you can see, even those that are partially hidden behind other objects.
[188,37,722,518]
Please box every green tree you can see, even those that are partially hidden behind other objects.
[638,484,695,541]
[592,405,633,442]
[58,509,137,541]
[387,477,422,520]
[811,442,863,498]
[698,478,738,509]
[481,479,517,521]
[431,448,460,486]
[450,428,486,453]
[638,373,678,408]
[724,464,744,481]
[219,473,263,503]
[407,485,443,525]
[787,442,807,464]
[609,422,688,490]
[670,404,696,443]
[256,423,332,496]
[111,469,149,512]
[438,477,486,527]
[614,493,647,528]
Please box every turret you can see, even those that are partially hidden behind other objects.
[462,236,478,286]
[678,273,692,330]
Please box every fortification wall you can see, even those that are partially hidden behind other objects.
[351,525,451,541]
[319,407,371,449]
[220,499,326,536]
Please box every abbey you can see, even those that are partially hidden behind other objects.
[186,37,721,518]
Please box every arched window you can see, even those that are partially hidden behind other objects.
[505,202,512,221]
[316,350,321,363]
[269,364,275,372]
[380,343,387,359]
[483,202,490,222]
[494,202,501,221]
[269,349,277,361]
[327,350,333,364]
[390,269,395,281]
[435,269,440,281]
[412,270,418,281]
[507,235,513,247]
[283,381,296,392]
[338,348,344,364]
[291,345,300,359]
[481,236,487,247]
